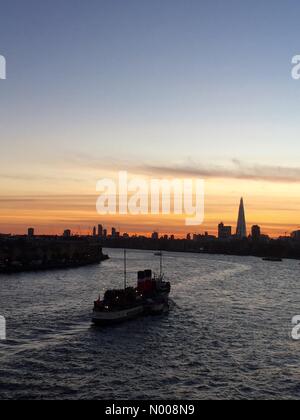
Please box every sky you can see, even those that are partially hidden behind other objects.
[1,0,300,236]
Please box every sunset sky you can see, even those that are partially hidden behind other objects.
[1,0,300,237]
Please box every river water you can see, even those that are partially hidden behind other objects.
[0,249,300,400]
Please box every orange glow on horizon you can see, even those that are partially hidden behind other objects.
[0,194,299,238]
[1,175,300,238]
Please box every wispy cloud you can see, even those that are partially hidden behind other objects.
[64,153,300,184]
[0,173,85,183]
[140,160,300,183]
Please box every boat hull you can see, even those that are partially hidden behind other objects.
[92,305,144,326]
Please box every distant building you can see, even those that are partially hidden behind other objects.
[251,225,261,240]
[218,223,232,239]
[291,230,300,241]
[170,235,175,241]
[93,226,97,237]
[152,232,159,240]
[63,229,71,238]
[28,228,35,238]
[186,233,191,241]
[103,229,107,239]
[97,224,103,237]
[236,198,247,238]
[111,227,116,238]
[193,232,216,241]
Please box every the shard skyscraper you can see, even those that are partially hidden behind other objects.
[236,198,247,238]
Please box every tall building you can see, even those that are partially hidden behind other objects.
[97,224,103,237]
[152,232,159,240]
[218,223,232,239]
[93,226,97,237]
[236,198,247,238]
[111,227,116,237]
[251,225,261,240]
[291,230,300,241]
[28,228,35,237]
[63,229,71,238]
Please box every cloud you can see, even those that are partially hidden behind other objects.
[0,173,85,183]
[62,153,300,184]
[140,160,300,183]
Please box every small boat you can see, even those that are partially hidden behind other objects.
[262,257,283,262]
[92,251,171,326]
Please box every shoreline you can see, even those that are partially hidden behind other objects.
[101,244,300,262]
[0,237,109,274]
[0,254,109,275]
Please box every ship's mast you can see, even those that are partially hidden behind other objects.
[160,251,163,278]
[124,249,127,290]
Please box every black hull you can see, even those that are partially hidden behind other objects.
[92,304,145,326]
[92,296,170,326]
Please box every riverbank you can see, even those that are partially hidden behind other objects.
[98,236,300,261]
[0,237,109,274]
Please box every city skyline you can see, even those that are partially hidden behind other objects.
[1,190,299,238]
[2,197,298,240]
[2,1,300,237]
